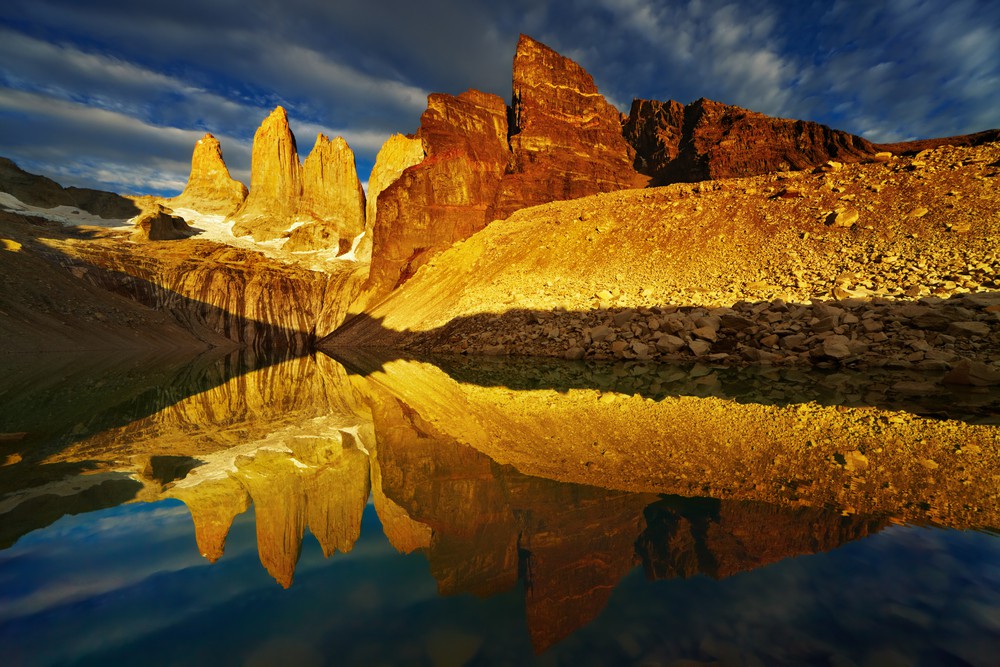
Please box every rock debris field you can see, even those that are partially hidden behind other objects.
[342,142,1000,385]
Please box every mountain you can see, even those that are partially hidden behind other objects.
[168,133,247,216]
[222,107,366,255]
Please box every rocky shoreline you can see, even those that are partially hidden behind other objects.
[410,291,1000,385]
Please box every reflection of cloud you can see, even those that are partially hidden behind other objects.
[0,502,201,622]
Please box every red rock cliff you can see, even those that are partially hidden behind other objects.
[490,34,640,220]
[363,89,511,299]
[624,97,878,184]
[361,35,640,301]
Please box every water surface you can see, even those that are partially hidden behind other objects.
[1,351,998,666]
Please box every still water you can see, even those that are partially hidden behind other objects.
[1,351,998,666]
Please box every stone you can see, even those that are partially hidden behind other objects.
[942,359,1000,386]
[655,335,685,353]
[169,133,247,216]
[131,203,194,241]
[907,206,929,218]
[826,208,859,228]
[947,321,990,338]
[360,134,425,261]
[589,325,613,343]
[564,346,585,360]
[229,106,302,241]
[491,34,639,219]
[691,326,718,342]
[613,310,636,326]
[688,339,711,356]
[822,335,852,359]
[843,450,868,472]
[760,334,779,347]
[631,341,650,357]
[287,134,366,254]
[624,97,879,185]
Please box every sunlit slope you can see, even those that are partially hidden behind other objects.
[329,143,1000,349]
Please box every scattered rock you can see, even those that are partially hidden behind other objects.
[826,208,859,228]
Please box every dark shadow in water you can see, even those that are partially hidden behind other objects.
[328,346,1000,425]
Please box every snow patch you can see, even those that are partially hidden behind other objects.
[0,191,131,229]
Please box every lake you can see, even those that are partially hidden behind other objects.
[1,351,998,666]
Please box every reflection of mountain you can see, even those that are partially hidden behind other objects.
[3,352,998,651]
[638,496,885,582]
[354,372,886,653]
[351,357,1000,530]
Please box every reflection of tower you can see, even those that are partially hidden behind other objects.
[171,431,372,588]
[637,495,888,582]
[166,354,377,587]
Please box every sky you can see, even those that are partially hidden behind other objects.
[1,0,998,197]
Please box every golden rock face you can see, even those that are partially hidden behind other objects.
[362,134,425,259]
[230,106,302,240]
[289,134,366,254]
[225,107,367,254]
[169,133,247,216]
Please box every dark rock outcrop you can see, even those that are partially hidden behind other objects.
[169,133,247,216]
[624,97,878,185]
[0,157,139,218]
[131,203,195,241]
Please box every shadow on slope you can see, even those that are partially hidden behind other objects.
[324,292,1000,425]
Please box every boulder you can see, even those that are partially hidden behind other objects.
[131,203,194,241]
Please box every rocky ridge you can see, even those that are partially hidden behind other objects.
[625,97,879,185]
[361,35,647,300]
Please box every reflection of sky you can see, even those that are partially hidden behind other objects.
[2,501,999,665]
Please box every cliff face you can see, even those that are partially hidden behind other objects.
[624,97,878,184]
[63,239,361,353]
[289,134,367,255]
[225,108,368,255]
[491,34,640,220]
[364,90,511,298]
[362,35,640,300]
[169,133,247,216]
[361,134,425,262]
[230,106,302,241]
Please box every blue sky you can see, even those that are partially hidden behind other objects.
[1,0,998,196]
